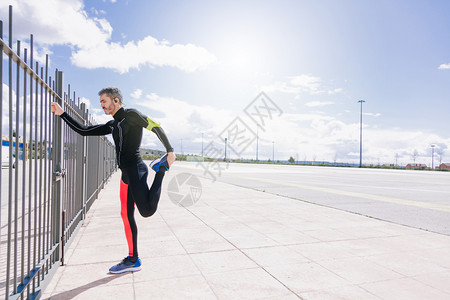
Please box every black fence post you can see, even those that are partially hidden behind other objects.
[52,70,64,264]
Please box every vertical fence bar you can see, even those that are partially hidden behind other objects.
[73,95,77,228]
[41,66,47,282]
[6,4,14,298]
[43,54,49,280]
[71,96,74,230]
[80,103,87,219]
[51,77,56,264]
[32,60,38,296]
[62,93,67,240]
[60,210,65,266]
[26,33,34,300]
[66,87,70,228]
[53,70,64,264]
[66,92,70,236]
[70,96,73,235]
[13,40,20,296]
[47,73,52,271]
[96,135,100,199]
[21,47,27,295]
[19,45,25,292]
[38,66,44,286]
[66,93,69,233]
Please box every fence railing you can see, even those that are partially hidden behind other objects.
[1,6,117,300]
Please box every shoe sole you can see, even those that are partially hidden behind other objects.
[109,266,142,274]
[150,155,169,171]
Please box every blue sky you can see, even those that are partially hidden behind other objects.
[1,0,450,165]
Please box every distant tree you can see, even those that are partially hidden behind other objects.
[288,156,295,163]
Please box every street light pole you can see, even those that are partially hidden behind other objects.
[256,125,259,161]
[201,133,204,157]
[358,100,365,168]
[431,144,435,169]
[272,141,275,162]
[224,137,227,161]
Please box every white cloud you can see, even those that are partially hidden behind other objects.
[1,84,58,137]
[262,74,342,96]
[85,103,113,125]
[130,89,142,99]
[263,113,450,165]
[71,37,217,73]
[78,97,115,125]
[328,88,343,94]
[13,40,53,66]
[2,71,448,165]
[134,93,234,152]
[290,75,321,94]
[90,7,106,16]
[1,0,112,47]
[305,101,334,107]
[364,112,381,117]
[262,81,301,95]
[0,0,216,73]
[128,91,446,164]
[360,129,450,165]
[69,90,450,165]
[438,63,450,70]
[79,97,92,110]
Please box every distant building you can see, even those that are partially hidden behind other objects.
[2,135,26,160]
[437,163,450,170]
[405,163,428,169]
[382,164,396,167]
[139,148,165,157]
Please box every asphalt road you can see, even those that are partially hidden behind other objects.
[175,161,450,236]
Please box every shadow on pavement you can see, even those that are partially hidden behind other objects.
[42,273,129,300]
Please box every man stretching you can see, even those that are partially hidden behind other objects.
[51,87,175,274]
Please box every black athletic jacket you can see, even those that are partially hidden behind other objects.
[60,107,173,168]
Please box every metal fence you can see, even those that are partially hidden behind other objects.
[1,6,117,300]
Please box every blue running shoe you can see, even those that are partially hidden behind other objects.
[109,257,142,274]
[150,153,169,172]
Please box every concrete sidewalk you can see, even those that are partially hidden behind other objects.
[42,164,450,299]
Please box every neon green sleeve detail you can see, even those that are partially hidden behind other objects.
[146,116,160,131]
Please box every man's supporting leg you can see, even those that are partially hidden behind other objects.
[120,178,138,258]
[109,175,141,274]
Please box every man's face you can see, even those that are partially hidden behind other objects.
[99,93,116,115]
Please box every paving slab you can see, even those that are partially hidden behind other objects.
[41,162,450,299]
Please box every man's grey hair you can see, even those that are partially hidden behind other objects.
[98,87,123,104]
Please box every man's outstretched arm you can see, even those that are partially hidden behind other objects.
[51,102,112,136]
[127,108,176,167]
[151,126,176,166]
